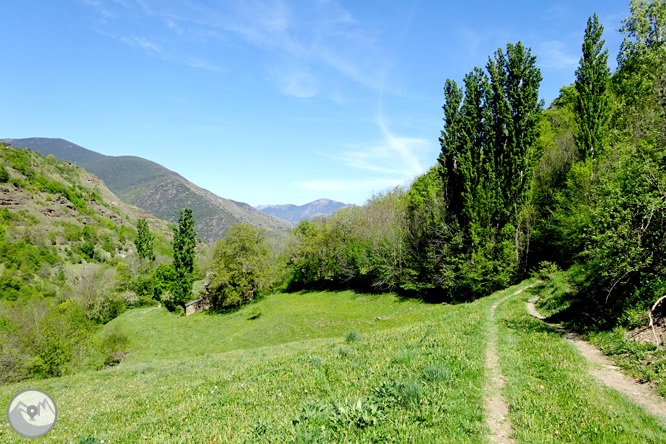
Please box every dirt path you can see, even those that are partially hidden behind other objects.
[485,284,539,443]
[527,296,666,422]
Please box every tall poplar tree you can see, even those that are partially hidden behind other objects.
[134,218,155,261]
[574,13,611,160]
[438,42,543,297]
[487,42,544,227]
[171,208,196,309]
[440,42,542,237]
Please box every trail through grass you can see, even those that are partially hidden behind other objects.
[4,282,664,443]
[496,286,666,443]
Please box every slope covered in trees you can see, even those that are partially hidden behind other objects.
[208,0,666,331]
[0,143,210,382]
[3,138,292,242]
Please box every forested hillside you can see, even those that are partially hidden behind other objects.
[0,142,184,382]
[4,138,291,242]
[212,0,666,327]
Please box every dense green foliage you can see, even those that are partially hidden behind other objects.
[134,218,155,261]
[574,13,611,160]
[208,224,272,308]
[0,142,172,383]
[242,0,666,327]
[169,208,196,310]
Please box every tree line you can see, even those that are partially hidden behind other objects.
[2,0,664,384]
[199,0,666,321]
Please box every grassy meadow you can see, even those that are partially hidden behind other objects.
[0,288,492,443]
[111,290,450,364]
[2,281,666,443]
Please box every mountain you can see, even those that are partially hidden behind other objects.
[3,138,291,242]
[256,198,350,223]
[0,140,172,267]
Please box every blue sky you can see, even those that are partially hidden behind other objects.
[1,0,630,206]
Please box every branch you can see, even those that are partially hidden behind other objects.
[648,295,666,345]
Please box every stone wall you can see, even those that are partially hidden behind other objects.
[185,297,211,316]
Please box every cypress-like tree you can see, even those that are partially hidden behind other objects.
[437,42,543,297]
[487,42,544,227]
[134,218,155,261]
[171,208,196,309]
[440,42,542,236]
[574,13,611,160]
[439,79,464,219]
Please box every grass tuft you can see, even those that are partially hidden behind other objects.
[345,330,362,343]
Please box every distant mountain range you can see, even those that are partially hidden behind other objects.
[256,198,350,223]
[3,138,291,242]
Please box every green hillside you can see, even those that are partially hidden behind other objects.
[3,138,291,243]
[103,290,449,364]
[1,281,664,443]
[0,141,178,382]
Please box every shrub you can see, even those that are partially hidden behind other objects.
[99,323,130,355]
[532,261,561,281]
[33,300,96,377]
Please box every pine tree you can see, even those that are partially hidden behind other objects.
[171,208,196,309]
[134,218,155,261]
[574,13,611,160]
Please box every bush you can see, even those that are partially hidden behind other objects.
[532,261,561,281]
[33,300,96,377]
[99,323,130,355]
[0,166,9,183]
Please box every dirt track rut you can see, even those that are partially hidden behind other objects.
[527,296,666,422]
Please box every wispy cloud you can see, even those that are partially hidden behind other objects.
[100,31,224,71]
[328,123,429,177]
[81,0,115,18]
[305,113,434,197]
[271,64,319,98]
[538,40,579,70]
[82,0,389,97]
[120,35,163,55]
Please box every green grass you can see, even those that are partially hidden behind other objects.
[495,286,666,443]
[3,280,665,442]
[535,266,666,397]
[104,290,450,365]
[0,290,489,443]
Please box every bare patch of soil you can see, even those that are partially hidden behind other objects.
[485,284,539,443]
[627,318,666,347]
[527,297,666,421]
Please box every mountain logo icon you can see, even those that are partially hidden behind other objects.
[6,389,57,438]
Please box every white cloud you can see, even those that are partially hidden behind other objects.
[324,115,431,177]
[271,64,319,98]
[121,35,162,54]
[303,115,434,199]
[83,0,389,97]
[538,40,579,70]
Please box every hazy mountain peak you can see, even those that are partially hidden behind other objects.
[255,198,349,223]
